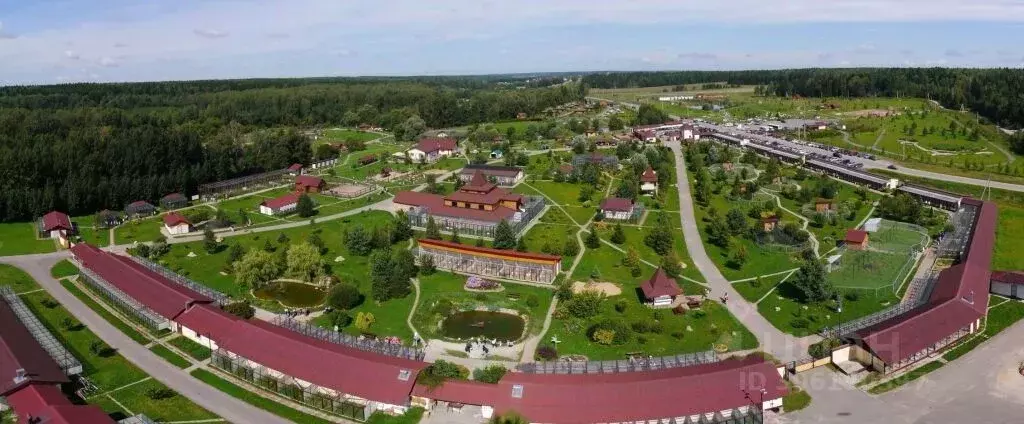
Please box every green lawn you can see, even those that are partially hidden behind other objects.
[322,129,381,143]
[546,300,758,360]
[519,223,577,269]
[0,221,56,256]
[827,250,914,291]
[562,206,597,225]
[60,279,151,344]
[150,344,191,368]
[867,361,944,394]
[0,264,43,293]
[757,282,901,336]
[74,214,111,247]
[168,336,213,360]
[50,259,80,279]
[409,271,554,339]
[526,181,597,207]
[114,215,165,244]
[774,175,878,245]
[782,382,812,412]
[732,272,793,304]
[190,369,334,424]
[91,379,217,422]
[366,407,425,424]
[594,225,703,283]
[537,205,575,225]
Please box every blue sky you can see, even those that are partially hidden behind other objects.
[1,0,1022,85]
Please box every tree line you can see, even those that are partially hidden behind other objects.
[583,68,1024,130]
[0,78,583,222]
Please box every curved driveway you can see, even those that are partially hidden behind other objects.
[667,141,817,362]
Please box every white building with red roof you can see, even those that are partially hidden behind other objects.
[259,192,301,216]
[38,211,74,247]
[990,270,1024,299]
[163,212,193,235]
[407,137,458,163]
[640,167,659,194]
[641,268,683,306]
[599,197,637,221]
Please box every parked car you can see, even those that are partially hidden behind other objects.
[888,164,898,170]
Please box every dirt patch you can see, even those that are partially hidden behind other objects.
[843,109,897,118]
[324,183,371,198]
[572,281,622,296]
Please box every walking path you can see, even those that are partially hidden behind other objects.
[0,254,288,424]
[667,141,817,362]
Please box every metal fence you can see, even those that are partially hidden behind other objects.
[0,287,83,376]
[517,350,719,374]
[76,265,169,330]
[128,256,232,305]
[271,316,425,361]
[199,168,292,200]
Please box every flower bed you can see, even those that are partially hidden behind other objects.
[464,276,502,292]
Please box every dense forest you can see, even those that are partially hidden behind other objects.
[0,78,583,221]
[584,68,1024,129]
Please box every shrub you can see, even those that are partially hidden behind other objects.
[636,335,648,345]
[536,345,558,360]
[691,310,707,319]
[630,321,652,333]
[89,340,115,357]
[587,319,631,345]
[844,291,861,302]
[614,300,628,313]
[563,290,604,319]
[327,284,363,310]
[474,292,489,302]
[790,318,809,329]
[525,294,540,308]
[473,365,508,384]
[329,311,352,328]
[671,331,686,340]
[40,298,60,309]
[144,387,176,400]
[808,337,842,359]
[223,302,256,319]
[652,310,664,321]
[60,317,80,331]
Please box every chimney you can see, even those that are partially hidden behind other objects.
[13,368,27,384]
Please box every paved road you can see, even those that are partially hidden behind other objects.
[667,141,817,362]
[702,123,1024,193]
[783,317,1024,424]
[0,254,289,424]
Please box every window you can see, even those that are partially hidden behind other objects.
[511,384,523,398]
[397,369,411,381]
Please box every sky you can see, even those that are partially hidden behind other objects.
[1,0,1023,85]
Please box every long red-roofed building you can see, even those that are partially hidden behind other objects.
[849,199,997,373]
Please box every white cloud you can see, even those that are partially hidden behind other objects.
[64,50,80,60]
[98,56,119,67]
[194,29,229,39]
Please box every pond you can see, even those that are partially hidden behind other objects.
[441,310,525,342]
[252,281,327,308]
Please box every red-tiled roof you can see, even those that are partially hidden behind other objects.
[641,167,658,183]
[40,211,72,232]
[991,270,1024,286]
[844,229,868,244]
[260,192,300,210]
[295,175,324,189]
[491,357,785,424]
[288,163,303,171]
[0,301,69,396]
[641,268,682,299]
[761,215,779,223]
[460,165,523,179]
[394,191,517,223]
[70,244,213,320]
[163,212,191,227]
[127,200,154,209]
[217,320,427,406]
[161,192,187,202]
[418,239,561,264]
[415,138,458,154]
[600,197,633,212]
[412,380,503,406]
[856,200,996,365]
[4,383,113,424]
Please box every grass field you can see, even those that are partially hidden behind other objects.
[168,336,213,360]
[150,344,191,368]
[867,361,944,395]
[0,221,56,256]
[60,279,151,344]
[91,378,216,421]
[322,129,380,143]
[50,259,79,279]
[113,215,165,245]
[0,264,46,293]
[519,223,577,269]
[732,272,793,304]
[827,250,913,292]
[190,369,333,424]
[409,271,554,339]
[757,282,901,336]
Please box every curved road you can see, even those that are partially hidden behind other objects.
[667,141,817,362]
[0,253,289,424]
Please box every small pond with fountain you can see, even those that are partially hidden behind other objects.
[252,280,327,308]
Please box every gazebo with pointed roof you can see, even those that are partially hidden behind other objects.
[641,268,682,306]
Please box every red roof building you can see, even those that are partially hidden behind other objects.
[990,271,1024,285]
[39,211,73,233]
[641,268,682,304]
[599,197,634,213]
[70,244,214,321]
[160,192,189,209]
[394,171,523,223]
[414,138,458,154]
[259,192,301,215]
[4,383,113,424]
[640,167,658,183]
[761,215,780,231]
[844,229,869,250]
[163,212,191,227]
[853,200,996,373]
[294,175,325,193]
[0,302,70,396]
[412,357,786,424]
[287,163,303,172]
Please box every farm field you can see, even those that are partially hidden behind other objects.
[322,128,381,143]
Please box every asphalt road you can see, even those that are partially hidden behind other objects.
[667,141,817,362]
[0,253,290,424]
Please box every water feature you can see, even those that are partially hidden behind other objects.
[440,310,526,342]
[252,281,326,308]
